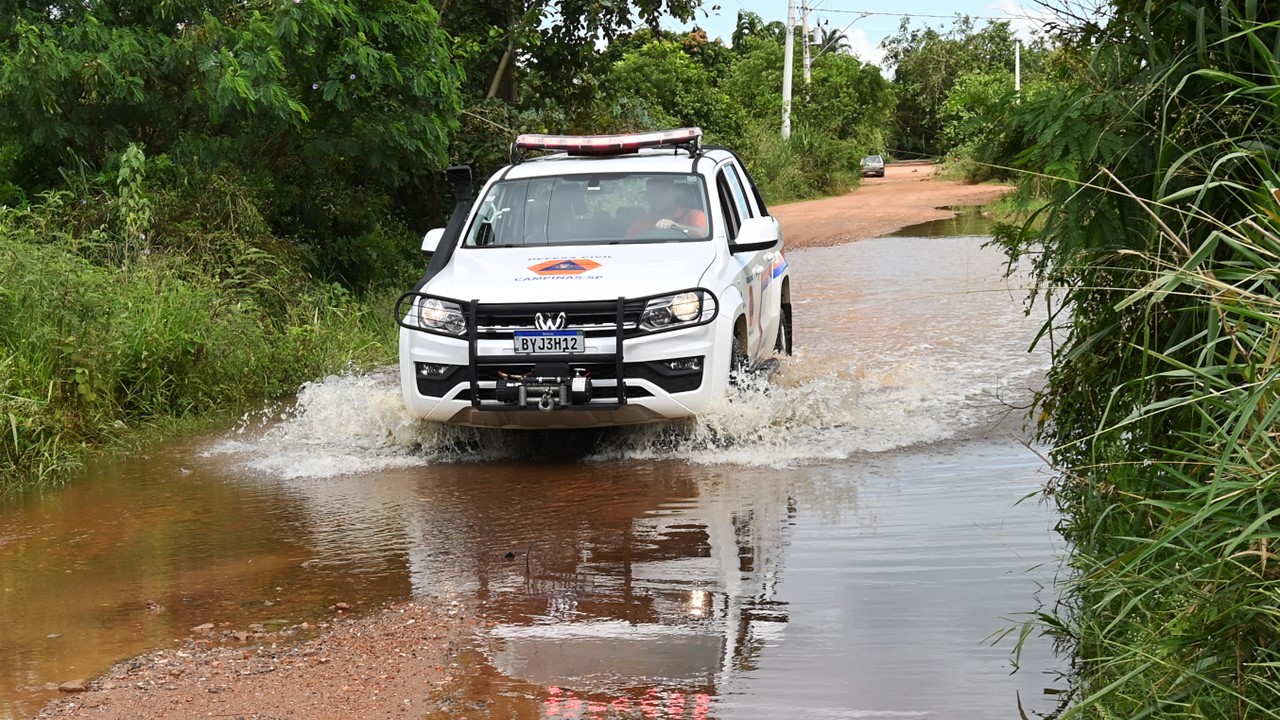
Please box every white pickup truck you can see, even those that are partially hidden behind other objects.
[396,128,791,429]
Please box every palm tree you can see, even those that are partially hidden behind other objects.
[816,21,851,54]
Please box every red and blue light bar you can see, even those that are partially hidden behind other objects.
[511,127,702,161]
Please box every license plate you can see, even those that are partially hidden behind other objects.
[513,330,584,354]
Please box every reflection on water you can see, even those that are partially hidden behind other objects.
[0,441,415,717]
[887,205,998,238]
[0,234,1061,719]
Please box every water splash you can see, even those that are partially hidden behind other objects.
[206,237,1049,478]
[204,342,1036,480]
[206,372,470,479]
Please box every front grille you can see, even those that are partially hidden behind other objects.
[474,361,619,382]
[472,299,646,339]
[457,385,653,401]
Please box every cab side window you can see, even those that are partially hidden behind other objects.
[717,163,754,241]
[723,164,755,220]
[716,172,741,240]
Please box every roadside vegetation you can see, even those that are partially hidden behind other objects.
[984,2,1280,717]
[842,4,1280,715]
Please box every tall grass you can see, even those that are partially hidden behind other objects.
[1038,195,1280,718]
[735,121,862,204]
[995,3,1280,717]
[0,166,397,492]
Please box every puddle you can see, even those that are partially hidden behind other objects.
[887,205,997,238]
[0,235,1061,719]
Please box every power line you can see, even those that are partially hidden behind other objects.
[816,8,1034,21]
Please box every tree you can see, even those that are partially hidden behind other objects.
[438,0,702,107]
[796,53,895,148]
[603,39,743,139]
[812,19,852,56]
[0,1,462,236]
[731,10,785,52]
[721,36,788,124]
[880,17,1017,157]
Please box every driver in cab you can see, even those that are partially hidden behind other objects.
[626,177,708,238]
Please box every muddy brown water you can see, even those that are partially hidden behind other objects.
[1,223,1066,719]
[885,204,999,239]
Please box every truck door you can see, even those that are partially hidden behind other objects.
[716,165,767,358]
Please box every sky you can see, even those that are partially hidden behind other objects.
[664,0,1061,69]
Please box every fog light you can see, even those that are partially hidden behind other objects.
[664,356,703,372]
[417,362,451,377]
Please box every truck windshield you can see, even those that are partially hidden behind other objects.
[462,173,710,247]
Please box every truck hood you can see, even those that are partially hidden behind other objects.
[426,243,718,303]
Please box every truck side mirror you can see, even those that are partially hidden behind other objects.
[731,217,782,254]
[421,228,445,254]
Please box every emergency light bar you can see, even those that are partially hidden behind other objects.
[511,127,702,163]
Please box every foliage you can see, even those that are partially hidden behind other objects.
[0,188,393,491]
[438,0,701,107]
[720,33,893,147]
[0,142,24,207]
[604,28,735,81]
[881,17,1021,158]
[603,39,744,140]
[731,10,786,50]
[794,53,894,151]
[0,0,463,276]
[735,121,856,204]
[720,36,788,126]
[810,19,852,56]
[995,2,1280,716]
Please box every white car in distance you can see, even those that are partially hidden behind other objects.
[396,128,792,429]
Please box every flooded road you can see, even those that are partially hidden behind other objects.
[1,228,1062,719]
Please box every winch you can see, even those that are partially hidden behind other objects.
[495,365,593,411]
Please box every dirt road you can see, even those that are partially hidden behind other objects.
[774,160,1011,249]
[33,162,1012,720]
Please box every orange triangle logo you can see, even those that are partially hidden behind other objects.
[528,259,603,276]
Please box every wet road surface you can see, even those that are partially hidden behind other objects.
[1,228,1063,719]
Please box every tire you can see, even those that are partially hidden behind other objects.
[774,303,793,356]
[729,330,749,386]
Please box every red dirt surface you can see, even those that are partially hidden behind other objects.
[773,160,1012,249]
[34,601,476,720]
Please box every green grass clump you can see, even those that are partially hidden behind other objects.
[735,121,862,205]
[1041,215,1280,719]
[993,4,1280,717]
[0,171,397,492]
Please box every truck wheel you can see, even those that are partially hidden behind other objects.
[774,303,793,356]
[729,331,749,385]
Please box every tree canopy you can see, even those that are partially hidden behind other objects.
[881,17,1018,158]
[1,1,460,181]
[0,0,462,256]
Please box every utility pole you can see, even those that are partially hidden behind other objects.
[1015,40,1022,103]
[781,0,795,138]
[802,0,811,85]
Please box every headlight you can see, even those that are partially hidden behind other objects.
[640,291,708,331]
[669,292,700,321]
[416,298,466,336]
